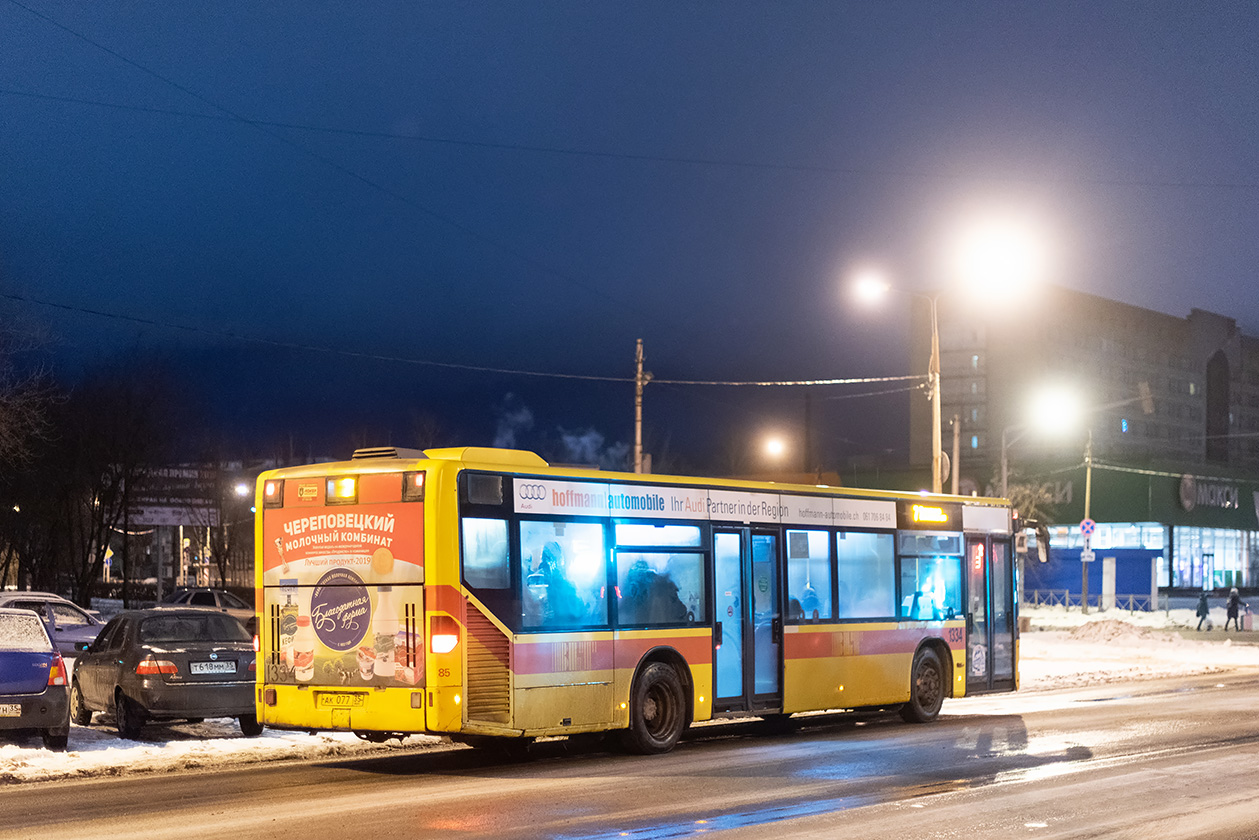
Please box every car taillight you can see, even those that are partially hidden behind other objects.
[430,614,459,654]
[136,656,178,676]
[47,652,67,687]
[248,658,256,673]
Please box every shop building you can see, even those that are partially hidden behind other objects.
[906,286,1259,598]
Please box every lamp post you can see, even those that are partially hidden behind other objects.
[1000,425,1028,500]
[1082,428,1093,614]
[855,274,944,493]
[927,294,943,494]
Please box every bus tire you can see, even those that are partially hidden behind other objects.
[621,662,687,754]
[900,647,945,723]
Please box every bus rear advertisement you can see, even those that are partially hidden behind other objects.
[255,446,1017,753]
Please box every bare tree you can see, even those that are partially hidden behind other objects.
[0,318,57,467]
[9,354,180,606]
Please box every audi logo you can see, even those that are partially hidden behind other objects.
[518,483,548,500]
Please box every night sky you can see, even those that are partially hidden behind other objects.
[2,3,1257,472]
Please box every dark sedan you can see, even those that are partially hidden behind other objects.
[70,608,261,739]
[0,607,70,751]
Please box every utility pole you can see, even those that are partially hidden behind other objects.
[1082,428,1094,615]
[633,339,652,473]
[951,413,961,495]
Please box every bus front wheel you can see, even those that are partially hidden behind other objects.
[900,647,945,723]
[622,662,687,754]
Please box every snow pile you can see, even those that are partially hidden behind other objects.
[1065,619,1169,643]
[1018,606,1259,690]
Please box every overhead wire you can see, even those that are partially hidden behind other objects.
[3,84,1259,192]
[2,291,921,389]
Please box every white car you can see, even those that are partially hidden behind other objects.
[155,588,255,634]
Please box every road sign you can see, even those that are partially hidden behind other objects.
[1080,518,1096,536]
[1081,548,1096,563]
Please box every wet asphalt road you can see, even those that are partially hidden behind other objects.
[4,671,1259,840]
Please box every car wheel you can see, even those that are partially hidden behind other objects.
[40,729,69,751]
[620,662,687,755]
[899,647,946,723]
[70,679,92,726]
[238,713,263,737]
[115,691,146,740]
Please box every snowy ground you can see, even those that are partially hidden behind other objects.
[5,604,1259,786]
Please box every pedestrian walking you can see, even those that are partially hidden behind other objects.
[1225,587,1247,631]
[1196,591,1212,631]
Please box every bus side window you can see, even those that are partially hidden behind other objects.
[785,529,832,622]
[519,521,608,629]
[462,518,510,589]
[898,554,963,620]
[836,531,896,619]
[616,552,705,626]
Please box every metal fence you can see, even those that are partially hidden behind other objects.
[1025,589,1162,613]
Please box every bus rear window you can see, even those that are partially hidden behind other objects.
[462,518,509,589]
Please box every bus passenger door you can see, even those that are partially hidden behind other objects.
[713,529,783,712]
[966,536,1016,694]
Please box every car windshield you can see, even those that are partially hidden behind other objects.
[139,614,250,643]
[0,613,53,652]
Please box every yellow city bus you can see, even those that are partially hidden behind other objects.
[254,446,1017,753]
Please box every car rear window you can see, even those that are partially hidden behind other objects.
[0,613,53,652]
[140,614,250,643]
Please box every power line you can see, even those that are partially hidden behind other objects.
[5,84,1259,192]
[0,291,626,382]
[3,290,922,389]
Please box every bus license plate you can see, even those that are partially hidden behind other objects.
[317,693,366,709]
[0,703,20,717]
[190,661,236,675]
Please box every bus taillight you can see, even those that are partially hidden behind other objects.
[430,614,459,654]
[263,479,283,508]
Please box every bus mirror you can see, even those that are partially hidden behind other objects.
[1034,523,1051,563]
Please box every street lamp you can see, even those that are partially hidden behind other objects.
[853,271,945,493]
[1001,383,1084,499]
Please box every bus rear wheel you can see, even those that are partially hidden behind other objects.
[622,662,687,754]
[900,647,945,723]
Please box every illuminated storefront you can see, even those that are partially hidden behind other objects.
[1022,464,1259,596]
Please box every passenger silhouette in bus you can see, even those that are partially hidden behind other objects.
[538,541,586,627]
[799,582,821,620]
[622,558,687,625]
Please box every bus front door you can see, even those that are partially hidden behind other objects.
[714,529,783,713]
[966,536,1017,694]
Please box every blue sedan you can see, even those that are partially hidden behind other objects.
[0,607,71,751]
